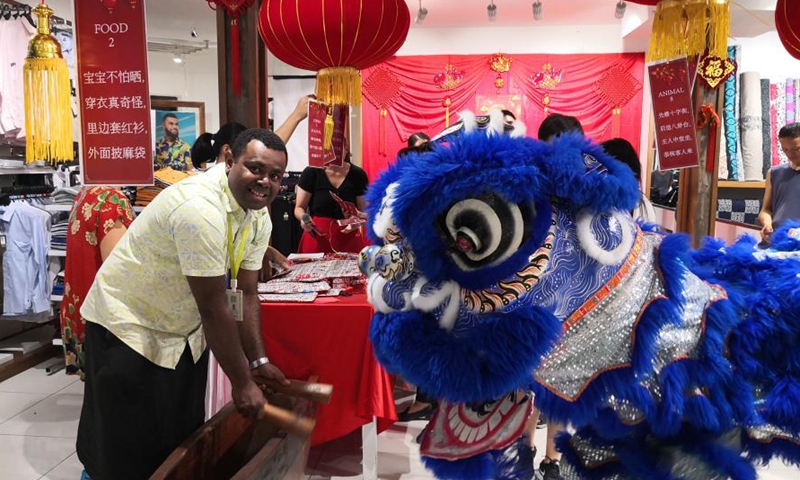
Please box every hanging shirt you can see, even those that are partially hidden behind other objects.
[154,138,192,171]
[81,163,272,369]
[0,17,36,137]
[1,202,51,316]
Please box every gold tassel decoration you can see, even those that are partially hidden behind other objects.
[707,0,731,59]
[323,111,334,150]
[23,2,73,165]
[648,0,731,62]
[315,67,362,107]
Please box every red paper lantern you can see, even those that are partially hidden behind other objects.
[258,0,410,105]
[776,0,800,60]
[625,0,660,5]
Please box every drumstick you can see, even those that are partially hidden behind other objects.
[260,403,316,437]
[258,378,333,405]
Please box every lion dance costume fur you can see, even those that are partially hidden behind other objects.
[358,112,800,480]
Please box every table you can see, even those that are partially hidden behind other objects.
[260,294,397,447]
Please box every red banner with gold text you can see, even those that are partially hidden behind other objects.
[74,0,153,185]
[648,58,700,171]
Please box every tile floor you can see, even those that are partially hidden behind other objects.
[0,357,797,480]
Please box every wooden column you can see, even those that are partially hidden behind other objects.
[676,83,724,247]
[217,1,269,128]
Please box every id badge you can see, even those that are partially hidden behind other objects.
[226,289,244,322]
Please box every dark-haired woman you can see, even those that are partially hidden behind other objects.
[190,122,248,171]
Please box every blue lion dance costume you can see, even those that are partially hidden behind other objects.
[357,112,800,480]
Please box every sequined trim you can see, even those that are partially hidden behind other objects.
[564,229,645,331]
[461,213,557,314]
[747,423,800,445]
[535,234,665,400]
[570,434,618,469]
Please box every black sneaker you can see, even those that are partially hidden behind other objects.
[536,418,547,429]
[539,459,561,480]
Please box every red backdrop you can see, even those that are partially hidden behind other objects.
[361,53,646,181]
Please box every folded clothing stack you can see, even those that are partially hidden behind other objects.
[52,188,80,206]
[136,168,191,207]
[51,218,69,252]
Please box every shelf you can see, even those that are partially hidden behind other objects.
[50,295,63,302]
[0,167,55,175]
[43,204,72,212]
[48,250,67,257]
[718,180,766,189]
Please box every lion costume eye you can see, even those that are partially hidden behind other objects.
[440,194,534,271]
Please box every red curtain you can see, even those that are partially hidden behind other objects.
[361,53,646,181]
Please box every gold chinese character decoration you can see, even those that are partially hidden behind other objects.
[489,53,512,94]
[530,63,564,113]
[434,63,466,127]
[697,55,736,89]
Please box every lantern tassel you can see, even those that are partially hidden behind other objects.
[708,0,731,59]
[24,2,73,165]
[323,112,334,150]
[611,107,622,138]
[379,109,387,155]
[316,67,362,106]
[231,18,241,96]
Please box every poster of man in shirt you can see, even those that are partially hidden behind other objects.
[153,110,196,171]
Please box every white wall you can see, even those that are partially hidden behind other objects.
[736,31,800,82]
[147,48,220,134]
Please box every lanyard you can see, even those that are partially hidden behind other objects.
[227,213,250,290]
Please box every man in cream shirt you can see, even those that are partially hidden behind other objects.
[77,129,289,480]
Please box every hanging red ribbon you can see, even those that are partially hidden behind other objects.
[206,0,255,97]
[696,104,721,174]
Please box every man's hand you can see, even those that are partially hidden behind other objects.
[761,222,774,243]
[252,362,290,386]
[232,380,267,419]
[266,246,290,270]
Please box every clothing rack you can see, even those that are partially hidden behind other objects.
[0,0,70,27]
[0,185,54,205]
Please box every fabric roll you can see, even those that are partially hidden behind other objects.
[739,72,764,181]
[788,80,797,124]
[795,79,800,124]
[775,81,788,165]
[722,45,738,179]
[761,79,772,178]
[718,122,729,179]
[770,84,780,166]
[733,46,744,179]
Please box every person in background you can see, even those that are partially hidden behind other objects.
[155,113,193,172]
[522,113,586,480]
[759,123,800,245]
[294,149,369,254]
[190,122,248,171]
[77,129,290,480]
[408,132,430,148]
[601,137,658,224]
[537,113,584,141]
[60,188,135,380]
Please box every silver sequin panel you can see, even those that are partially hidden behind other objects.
[569,433,618,469]
[560,461,633,480]
[747,423,800,444]
[535,234,665,399]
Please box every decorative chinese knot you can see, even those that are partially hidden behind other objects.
[489,53,512,94]
[434,63,466,127]
[363,67,403,156]
[100,0,141,13]
[594,65,641,137]
[530,63,563,113]
[206,0,257,96]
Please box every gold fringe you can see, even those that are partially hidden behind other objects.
[23,57,74,165]
[647,0,731,62]
[707,0,731,59]
[315,67,362,107]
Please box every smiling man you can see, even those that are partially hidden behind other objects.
[76,129,289,480]
[155,113,193,171]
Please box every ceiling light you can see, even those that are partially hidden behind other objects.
[487,1,497,22]
[615,1,626,19]
[416,0,428,24]
[173,53,183,64]
[532,1,542,21]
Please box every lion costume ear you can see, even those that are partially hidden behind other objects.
[539,133,641,214]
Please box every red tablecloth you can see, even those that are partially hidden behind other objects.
[260,294,397,446]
